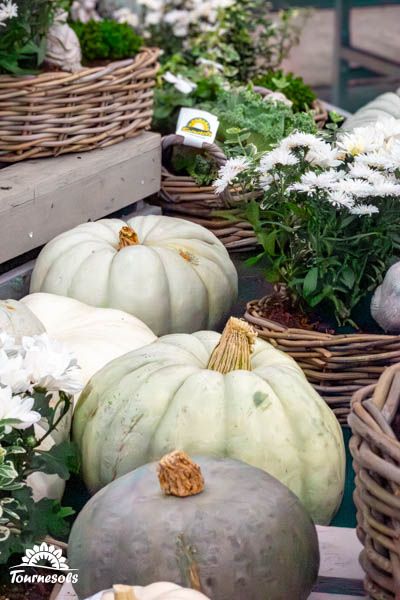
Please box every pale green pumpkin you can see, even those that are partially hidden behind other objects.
[73,318,345,524]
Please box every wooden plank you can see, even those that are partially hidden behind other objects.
[0,132,161,263]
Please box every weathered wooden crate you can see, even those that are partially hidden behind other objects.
[0,132,161,265]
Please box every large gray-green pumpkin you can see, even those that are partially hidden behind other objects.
[0,299,45,339]
[68,454,319,600]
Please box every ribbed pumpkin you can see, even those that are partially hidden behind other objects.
[0,299,45,339]
[22,293,156,398]
[29,215,238,336]
[343,92,400,130]
[86,583,211,600]
[69,452,320,600]
[73,317,345,524]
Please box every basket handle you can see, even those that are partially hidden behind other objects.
[161,134,227,168]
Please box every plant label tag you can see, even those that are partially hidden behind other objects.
[176,108,219,148]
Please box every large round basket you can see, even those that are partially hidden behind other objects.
[348,363,400,600]
[157,134,259,252]
[0,48,159,163]
[244,296,400,424]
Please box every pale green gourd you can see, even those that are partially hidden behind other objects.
[73,317,345,524]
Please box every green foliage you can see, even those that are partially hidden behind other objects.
[201,88,317,153]
[0,391,77,564]
[71,19,143,63]
[253,70,317,112]
[0,0,71,74]
[192,1,308,82]
[171,148,219,186]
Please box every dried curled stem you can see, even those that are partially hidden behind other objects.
[207,317,257,374]
[111,585,137,600]
[118,225,139,249]
[158,451,205,497]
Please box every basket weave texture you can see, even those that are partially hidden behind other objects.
[244,296,400,424]
[0,48,159,163]
[158,134,259,252]
[348,363,400,600]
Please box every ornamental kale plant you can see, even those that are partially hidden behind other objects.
[0,332,82,564]
[0,0,71,74]
[70,18,143,63]
[253,70,317,113]
[213,119,400,327]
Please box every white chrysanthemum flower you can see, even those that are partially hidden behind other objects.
[305,141,342,168]
[113,8,139,27]
[164,9,190,36]
[348,163,378,180]
[0,386,40,434]
[259,147,298,172]
[337,126,385,157]
[22,334,82,395]
[137,0,163,9]
[259,174,274,191]
[350,204,379,216]
[369,179,400,197]
[213,157,250,194]
[0,350,30,394]
[144,10,162,25]
[289,170,340,194]
[0,0,18,26]
[0,332,16,353]
[327,190,355,210]
[163,71,197,94]
[281,132,322,151]
[333,178,374,198]
[355,151,397,171]
[375,117,400,140]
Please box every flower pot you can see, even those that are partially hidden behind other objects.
[0,48,159,163]
[156,134,260,252]
[348,363,400,600]
[244,296,400,423]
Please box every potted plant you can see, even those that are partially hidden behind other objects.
[209,118,400,420]
[0,0,159,163]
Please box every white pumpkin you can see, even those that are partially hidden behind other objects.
[0,299,45,339]
[343,92,400,130]
[21,293,156,396]
[74,318,345,525]
[29,215,238,336]
[86,583,210,600]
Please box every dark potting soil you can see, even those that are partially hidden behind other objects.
[0,581,54,600]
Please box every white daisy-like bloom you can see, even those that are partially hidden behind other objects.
[213,157,250,194]
[350,204,379,216]
[164,9,190,36]
[348,163,378,180]
[0,350,30,394]
[355,151,397,171]
[144,10,162,26]
[163,71,197,94]
[0,0,18,26]
[289,170,340,194]
[21,334,82,395]
[0,386,40,434]
[369,179,400,197]
[259,147,298,172]
[337,126,385,157]
[327,190,355,210]
[333,177,374,198]
[281,132,322,151]
[137,0,163,10]
[0,332,16,353]
[306,141,342,168]
[375,117,400,141]
[259,173,274,191]
[113,8,139,27]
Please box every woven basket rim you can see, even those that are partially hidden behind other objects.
[0,46,160,85]
[245,296,400,343]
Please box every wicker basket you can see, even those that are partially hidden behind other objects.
[157,134,260,252]
[0,48,159,163]
[244,296,400,424]
[348,363,400,600]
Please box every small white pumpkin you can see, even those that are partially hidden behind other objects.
[0,299,45,340]
[343,92,400,130]
[21,293,156,397]
[86,583,210,600]
[29,215,238,336]
[371,261,400,332]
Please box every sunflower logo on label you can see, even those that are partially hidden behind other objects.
[177,108,219,148]
[9,541,79,585]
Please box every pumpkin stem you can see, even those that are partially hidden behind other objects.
[207,317,257,374]
[158,451,204,497]
[118,226,140,249]
[112,585,137,600]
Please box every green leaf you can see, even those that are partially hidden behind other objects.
[341,267,355,290]
[259,230,277,255]
[30,441,80,480]
[0,461,22,491]
[303,267,319,297]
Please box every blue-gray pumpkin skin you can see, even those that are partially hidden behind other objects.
[68,457,320,600]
